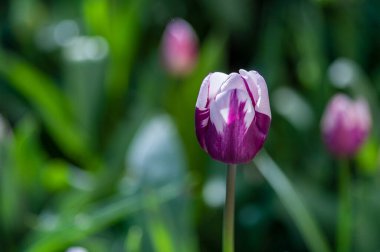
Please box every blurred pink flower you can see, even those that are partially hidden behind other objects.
[161,18,198,77]
[321,94,371,158]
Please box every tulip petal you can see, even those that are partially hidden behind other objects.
[195,74,211,109]
[196,72,228,109]
[203,89,270,164]
[354,99,372,131]
[210,89,254,134]
[220,73,246,92]
[209,72,229,99]
[246,70,271,118]
[195,107,210,150]
[238,69,258,105]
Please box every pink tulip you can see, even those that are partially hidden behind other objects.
[321,94,371,157]
[161,18,198,76]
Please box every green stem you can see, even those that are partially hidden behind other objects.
[223,164,236,252]
[337,159,351,252]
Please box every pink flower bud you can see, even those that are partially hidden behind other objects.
[195,70,271,164]
[161,18,198,77]
[321,94,371,158]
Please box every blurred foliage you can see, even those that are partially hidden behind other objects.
[1,0,380,251]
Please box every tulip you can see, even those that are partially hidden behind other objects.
[195,69,271,252]
[321,93,371,158]
[195,69,271,164]
[321,93,371,252]
[161,18,198,76]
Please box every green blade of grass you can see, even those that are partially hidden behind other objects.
[254,150,331,252]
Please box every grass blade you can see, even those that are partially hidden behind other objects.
[254,150,331,252]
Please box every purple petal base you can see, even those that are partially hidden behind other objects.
[205,111,270,164]
[323,124,368,157]
[195,108,210,151]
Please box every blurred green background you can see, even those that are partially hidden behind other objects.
[1,0,380,251]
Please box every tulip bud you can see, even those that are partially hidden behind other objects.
[321,94,371,158]
[161,18,198,76]
[195,69,271,164]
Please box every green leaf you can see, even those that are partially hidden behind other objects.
[11,116,45,190]
[145,193,175,252]
[254,151,331,252]
[0,119,20,235]
[82,0,110,37]
[125,226,143,252]
[24,182,182,252]
[356,137,379,176]
[83,0,144,103]
[0,49,94,166]
[82,0,146,143]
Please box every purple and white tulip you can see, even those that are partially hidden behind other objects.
[195,70,271,164]
[321,94,371,158]
[161,18,198,77]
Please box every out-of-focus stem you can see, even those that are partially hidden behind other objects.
[223,164,236,252]
[337,159,351,252]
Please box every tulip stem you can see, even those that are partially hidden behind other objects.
[337,159,351,252]
[223,164,236,252]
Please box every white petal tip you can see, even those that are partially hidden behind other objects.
[239,69,248,76]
